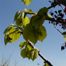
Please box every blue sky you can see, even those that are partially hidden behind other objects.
[0,0,66,66]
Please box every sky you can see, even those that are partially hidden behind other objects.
[0,0,66,66]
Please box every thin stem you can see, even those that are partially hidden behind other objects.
[18,27,53,66]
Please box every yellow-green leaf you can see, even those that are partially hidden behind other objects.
[22,16,30,26]
[14,11,30,27]
[31,49,38,61]
[22,0,32,6]
[4,25,21,45]
[20,42,33,59]
[19,42,26,48]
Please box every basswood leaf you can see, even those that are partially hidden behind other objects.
[19,42,26,48]
[4,35,12,45]
[4,24,15,34]
[37,26,47,41]
[4,25,21,45]
[30,8,49,27]
[20,42,33,59]
[31,49,38,61]
[22,16,30,26]
[37,7,50,20]
[23,24,38,44]
[37,7,48,17]
[22,0,32,6]
[14,11,25,26]
[30,15,44,27]
[14,11,30,27]
[20,46,38,60]
[23,23,47,43]
[26,44,33,51]
[14,11,21,21]
[21,48,27,58]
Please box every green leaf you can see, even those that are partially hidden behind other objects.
[14,11,25,26]
[19,42,26,48]
[20,43,38,60]
[37,7,48,17]
[22,0,32,6]
[26,44,33,51]
[23,24,38,44]
[14,11,21,21]
[4,25,21,45]
[20,42,33,59]
[37,7,50,20]
[21,49,27,58]
[4,35,12,45]
[22,16,30,26]
[23,23,47,43]
[31,49,38,61]
[14,11,30,27]
[30,15,44,27]
[37,26,47,41]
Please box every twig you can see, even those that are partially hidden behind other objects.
[18,27,53,66]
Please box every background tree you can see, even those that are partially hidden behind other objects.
[4,0,66,66]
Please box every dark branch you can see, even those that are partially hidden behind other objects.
[18,27,53,66]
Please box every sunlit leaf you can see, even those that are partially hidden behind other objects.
[22,16,30,26]
[20,42,33,59]
[14,11,30,27]
[19,41,26,48]
[20,41,38,60]
[26,44,33,51]
[31,49,38,61]
[4,25,21,45]
[22,0,32,6]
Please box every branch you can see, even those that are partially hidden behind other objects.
[18,27,53,66]
[27,40,53,66]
